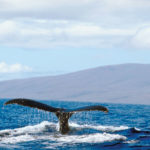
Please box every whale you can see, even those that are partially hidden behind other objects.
[4,98,108,134]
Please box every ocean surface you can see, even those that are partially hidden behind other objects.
[0,99,150,150]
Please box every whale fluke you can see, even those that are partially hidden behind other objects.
[63,105,108,113]
[4,98,61,113]
[4,98,108,134]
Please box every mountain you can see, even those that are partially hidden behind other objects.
[0,64,150,104]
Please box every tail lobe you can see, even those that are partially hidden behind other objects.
[4,98,61,113]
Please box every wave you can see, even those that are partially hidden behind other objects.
[0,121,127,148]
[69,122,129,132]
[0,121,57,136]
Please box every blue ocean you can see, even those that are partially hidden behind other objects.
[0,99,150,150]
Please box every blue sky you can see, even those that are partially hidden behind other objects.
[0,0,150,80]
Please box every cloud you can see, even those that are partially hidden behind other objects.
[0,0,150,24]
[0,0,149,49]
[0,62,32,73]
[129,27,150,49]
[0,19,137,48]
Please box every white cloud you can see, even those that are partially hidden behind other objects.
[0,0,150,24]
[0,62,32,73]
[0,21,18,43]
[130,27,150,49]
[0,0,149,49]
[0,20,137,48]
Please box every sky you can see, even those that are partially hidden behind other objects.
[0,0,150,80]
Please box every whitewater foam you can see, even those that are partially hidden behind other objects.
[69,122,129,132]
[0,121,56,136]
[54,133,127,143]
[0,121,127,147]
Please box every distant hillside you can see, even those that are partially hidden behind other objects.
[0,64,150,104]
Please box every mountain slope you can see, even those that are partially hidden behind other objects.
[0,64,150,104]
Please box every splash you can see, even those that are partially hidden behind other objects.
[0,121,127,148]
[69,122,129,132]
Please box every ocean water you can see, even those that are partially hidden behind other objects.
[0,99,150,150]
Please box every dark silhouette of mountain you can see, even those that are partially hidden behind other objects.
[0,64,150,104]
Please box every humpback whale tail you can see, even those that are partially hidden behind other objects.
[4,98,108,134]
